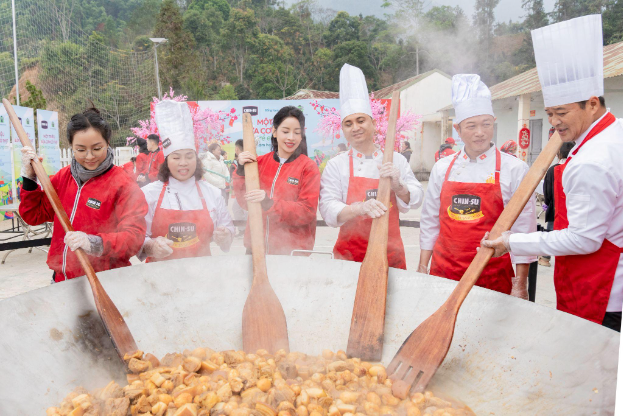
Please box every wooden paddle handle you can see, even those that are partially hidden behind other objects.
[368,91,401,246]
[449,131,564,310]
[2,99,100,282]
[242,113,268,281]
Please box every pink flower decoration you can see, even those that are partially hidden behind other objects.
[126,89,231,151]
[313,95,421,151]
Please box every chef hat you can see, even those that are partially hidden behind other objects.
[154,100,195,157]
[531,15,603,107]
[340,64,373,121]
[451,74,494,125]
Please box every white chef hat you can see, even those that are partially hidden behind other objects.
[452,74,494,125]
[154,100,195,157]
[339,64,373,121]
[531,14,604,107]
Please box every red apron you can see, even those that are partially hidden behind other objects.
[333,150,406,269]
[146,181,214,263]
[553,112,622,324]
[430,148,515,294]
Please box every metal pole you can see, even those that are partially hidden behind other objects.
[153,45,162,100]
[11,0,19,105]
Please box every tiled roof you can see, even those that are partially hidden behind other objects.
[373,69,451,99]
[489,41,623,101]
[284,89,339,100]
[285,69,450,100]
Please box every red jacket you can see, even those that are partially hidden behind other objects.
[435,147,455,162]
[136,150,164,182]
[233,152,320,255]
[19,165,148,281]
[122,161,136,179]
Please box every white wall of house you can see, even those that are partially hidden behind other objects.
[399,72,452,174]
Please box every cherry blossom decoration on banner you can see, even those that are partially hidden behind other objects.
[312,95,420,151]
[126,88,230,152]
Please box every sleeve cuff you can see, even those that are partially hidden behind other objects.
[509,232,543,257]
[261,198,274,211]
[22,176,38,191]
[510,253,538,264]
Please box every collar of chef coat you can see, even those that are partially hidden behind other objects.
[457,142,496,164]
[349,146,382,160]
[570,110,609,156]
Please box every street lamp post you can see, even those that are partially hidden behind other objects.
[149,38,167,100]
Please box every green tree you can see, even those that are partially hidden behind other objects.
[250,34,304,98]
[522,0,549,29]
[551,0,605,22]
[424,6,465,31]
[154,0,199,93]
[473,0,501,83]
[603,0,623,44]
[323,11,361,48]
[217,84,238,100]
[220,7,259,85]
[325,40,377,91]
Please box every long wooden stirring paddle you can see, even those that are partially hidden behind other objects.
[2,98,138,361]
[346,90,401,361]
[388,131,564,397]
[241,112,289,354]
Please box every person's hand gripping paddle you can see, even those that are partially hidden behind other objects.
[2,98,138,362]
[388,130,564,397]
[240,112,290,354]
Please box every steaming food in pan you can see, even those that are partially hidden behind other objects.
[46,349,474,416]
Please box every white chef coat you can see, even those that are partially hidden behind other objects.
[319,147,424,227]
[420,143,537,265]
[510,113,623,312]
[138,177,235,260]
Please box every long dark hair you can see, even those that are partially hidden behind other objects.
[67,107,112,145]
[271,106,308,158]
[158,154,204,182]
[136,137,149,155]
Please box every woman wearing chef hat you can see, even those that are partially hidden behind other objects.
[483,15,623,331]
[139,100,235,262]
[319,64,424,269]
[232,105,320,255]
[19,107,149,282]
[419,74,536,297]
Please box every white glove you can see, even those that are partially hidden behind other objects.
[237,151,257,166]
[64,231,104,256]
[20,146,38,179]
[245,189,266,203]
[510,280,529,300]
[417,264,429,274]
[213,226,233,250]
[143,236,174,259]
[352,199,387,219]
[480,231,513,258]
[378,162,405,193]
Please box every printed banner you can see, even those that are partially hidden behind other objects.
[0,106,14,208]
[10,106,35,202]
[37,109,61,175]
[193,100,345,165]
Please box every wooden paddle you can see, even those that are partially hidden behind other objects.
[346,90,401,361]
[388,131,564,397]
[241,112,290,354]
[2,98,138,361]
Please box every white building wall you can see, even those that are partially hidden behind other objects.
[399,72,452,175]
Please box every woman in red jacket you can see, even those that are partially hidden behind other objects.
[19,108,148,282]
[233,106,320,255]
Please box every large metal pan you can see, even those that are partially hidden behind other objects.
[0,255,619,414]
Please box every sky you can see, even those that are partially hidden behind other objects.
[284,0,558,25]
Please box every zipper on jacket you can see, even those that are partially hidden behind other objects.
[265,162,284,253]
[62,177,90,280]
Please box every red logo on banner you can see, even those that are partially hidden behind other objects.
[519,127,530,149]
